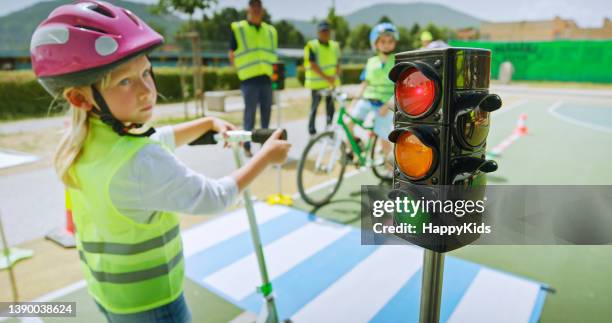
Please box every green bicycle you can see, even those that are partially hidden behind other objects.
[297,89,394,207]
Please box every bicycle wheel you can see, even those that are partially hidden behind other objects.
[297,131,348,206]
[371,135,394,182]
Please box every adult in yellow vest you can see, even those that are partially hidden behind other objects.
[229,0,278,157]
[304,21,342,135]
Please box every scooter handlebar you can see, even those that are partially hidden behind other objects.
[188,131,217,145]
[188,129,287,145]
[251,128,287,144]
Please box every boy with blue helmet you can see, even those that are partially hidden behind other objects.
[347,22,398,164]
[369,23,399,51]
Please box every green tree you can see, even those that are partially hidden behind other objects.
[326,8,350,47]
[274,20,305,48]
[346,24,372,51]
[153,0,216,18]
[154,0,217,116]
[396,26,415,52]
[200,7,242,44]
[410,23,420,36]
[424,23,444,40]
[154,0,217,47]
[147,21,167,39]
[378,15,393,24]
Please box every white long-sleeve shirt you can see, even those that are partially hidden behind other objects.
[109,126,239,223]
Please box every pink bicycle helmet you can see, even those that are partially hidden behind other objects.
[30,1,163,136]
[30,0,163,96]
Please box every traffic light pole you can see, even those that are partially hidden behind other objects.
[388,47,501,323]
[266,63,293,206]
[419,250,445,323]
[275,90,283,196]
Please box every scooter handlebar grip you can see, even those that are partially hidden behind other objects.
[188,131,218,145]
[251,129,287,144]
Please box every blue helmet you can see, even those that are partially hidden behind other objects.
[369,23,399,50]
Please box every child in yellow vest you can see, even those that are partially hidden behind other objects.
[30,2,290,322]
[347,23,398,169]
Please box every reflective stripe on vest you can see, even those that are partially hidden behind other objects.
[69,118,183,314]
[232,20,278,81]
[363,54,396,102]
[304,39,341,89]
[80,224,180,255]
[78,247,183,283]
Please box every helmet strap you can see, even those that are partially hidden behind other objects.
[90,85,156,137]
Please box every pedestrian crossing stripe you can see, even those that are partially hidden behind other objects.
[0,150,38,169]
[183,203,548,322]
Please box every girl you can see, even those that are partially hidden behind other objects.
[30,1,290,322]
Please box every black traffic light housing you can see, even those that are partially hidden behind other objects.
[387,47,501,252]
[272,62,285,90]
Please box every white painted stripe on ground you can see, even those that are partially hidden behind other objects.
[447,268,540,323]
[204,220,351,300]
[30,280,87,302]
[489,132,521,155]
[292,245,423,323]
[548,100,612,134]
[0,150,39,169]
[182,202,290,257]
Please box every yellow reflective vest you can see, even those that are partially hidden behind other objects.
[304,39,341,89]
[363,54,396,102]
[231,20,278,81]
[69,118,183,314]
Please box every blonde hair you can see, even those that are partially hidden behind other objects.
[54,75,112,188]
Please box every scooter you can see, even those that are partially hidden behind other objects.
[190,128,289,323]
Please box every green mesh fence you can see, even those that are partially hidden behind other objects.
[448,40,612,83]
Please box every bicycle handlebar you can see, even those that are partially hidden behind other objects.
[316,88,349,102]
[189,129,288,145]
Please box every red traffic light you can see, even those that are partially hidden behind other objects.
[395,67,436,117]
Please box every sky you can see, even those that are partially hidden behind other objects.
[1,0,611,27]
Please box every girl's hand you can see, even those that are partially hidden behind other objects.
[210,118,237,148]
[260,129,291,165]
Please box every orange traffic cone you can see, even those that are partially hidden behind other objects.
[45,190,75,248]
[515,113,528,136]
[65,190,74,234]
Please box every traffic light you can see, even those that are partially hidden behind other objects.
[387,47,502,252]
[271,62,285,90]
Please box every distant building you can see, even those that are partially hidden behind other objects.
[480,17,612,41]
[455,27,479,40]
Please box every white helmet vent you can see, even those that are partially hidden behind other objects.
[30,25,69,50]
[95,36,119,56]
